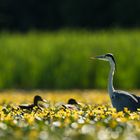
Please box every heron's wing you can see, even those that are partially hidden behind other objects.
[131,93,140,102]
[115,90,138,103]
[131,94,140,108]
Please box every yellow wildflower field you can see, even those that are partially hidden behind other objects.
[0,90,140,140]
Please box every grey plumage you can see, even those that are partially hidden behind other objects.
[92,53,140,112]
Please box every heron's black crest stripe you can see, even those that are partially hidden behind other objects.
[105,53,116,65]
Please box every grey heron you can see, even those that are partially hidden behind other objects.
[91,53,140,112]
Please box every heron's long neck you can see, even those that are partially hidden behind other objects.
[108,62,115,98]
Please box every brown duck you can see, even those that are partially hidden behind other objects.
[62,98,80,110]
[19,95,47,110]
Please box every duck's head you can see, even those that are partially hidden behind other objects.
[34,95,47,105]
[67,98,78,105]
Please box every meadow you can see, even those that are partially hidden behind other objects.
[0,90,140,140]
[0,30,140,139]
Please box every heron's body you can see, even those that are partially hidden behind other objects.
[92,53,140,112]
[111,90,139,111]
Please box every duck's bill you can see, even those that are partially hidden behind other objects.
[43,99,48,103]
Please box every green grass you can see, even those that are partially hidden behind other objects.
[0,30,140,89]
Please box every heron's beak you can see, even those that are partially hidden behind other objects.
[91,55,106,61]
[91,55,104,59]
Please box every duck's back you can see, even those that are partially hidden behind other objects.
[19,104,34,110]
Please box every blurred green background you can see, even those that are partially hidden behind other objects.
[0,0,140,31]
[0,30,140,89]
[0,0,140,89]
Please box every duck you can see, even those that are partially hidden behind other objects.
[62,98,80,110]
[19,95,47,110]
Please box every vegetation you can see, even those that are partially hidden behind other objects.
[0,0,140,31]
[0,90,140,140]
[0,30,140,89]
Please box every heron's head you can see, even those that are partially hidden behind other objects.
[91,53,116,66]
